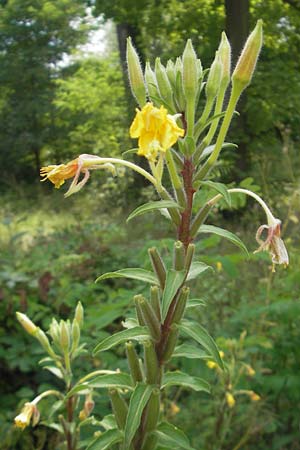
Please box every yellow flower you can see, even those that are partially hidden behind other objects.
[169,401,180,416]
[225,392,235,408]
[207,360,217,369]
[40,158,79,189]
[248,390,261,402]
[244,364,256,377]
[14,402,38,429]
[130,103,184,162]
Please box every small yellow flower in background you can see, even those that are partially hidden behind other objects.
[216,261,223,271]
[219,350,225,359]
[169,401,180,416]
[225,392,236,408]
[130,102,184,162]
[207,360,217,369]
[244,364,256,377]
[14,402,39,429]
[248,390,261,402]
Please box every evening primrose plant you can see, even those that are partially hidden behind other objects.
[16,20,289,450]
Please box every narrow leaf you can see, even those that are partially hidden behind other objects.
[155,422,196,449]
[200,180,232,207]
[172,343,210,360]
[161,269,186,321]
[96,268,158,285]
[186,262,213,281]
[67,373,133,397]
[93,326,149,355]
[124,383,153,449]
[86,428,123,450]
[197,224,249,256]
[179,321,224,369]
[186,298,206,308]
[127,200,182,222]
[162,371,210,393]
[199,142,238,162]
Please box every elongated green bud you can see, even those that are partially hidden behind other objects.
[145,62,160,102]
[127,37,146,106]
[126,341,143,383]
[166,60,176,87]
[155,57,174,103]
[144,388,160,432]
[172,286,189,324]
[175,57,185,110]
[60,320,70,353]
[182,39,198,99]
[144,340,159,384]
[109,389,128,429]
[150,286,161,322]
[185,243,195,273]
[137,296,161,342]
[135,296,146,326]
[74,302,84,327]
[36,328,56,357]
[161,324,179,363]
[218,32,231,90]
[173,241,185,271]
[148,247,166,288]
[205,51,223,100]
[16,312,37,335]
[71,319,80,353]
[49,318,61,348]
[232,20,263,91]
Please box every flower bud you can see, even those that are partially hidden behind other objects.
[206,51,223,100]
[148,247,166,288]
[182,39,198,99]
[136,295,161,342]
[126,341,143,383]
[173,240,185,271]
[109,389,128,429]
[184,243,195,273]
[145,62,160,102]
[144,388,160,432]
[218,32,231,90]
[16,312,37,336]
[166,60,176,87]
[60,320,70,353]
[232,20,263,91]
[161,324,179,363]
[71,319,80,353]
[155,58,174,106]
[36,328,55,356]
[175,57,185,110]
[172,286,189,324]
[150,285,161,321]
[144,340,159,384]
[126,37,146,106]
[74,301,84,327]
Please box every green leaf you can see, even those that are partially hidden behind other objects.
[122,148,139,158]
[199,142,238,162]
[93,327,150,355]
[67,373,133,397]
[172,343,210,360]
[155,422,196,450]
[96,268,158,285]
[179,321,224,370]
[186,298,206,308]
[124,383,153,449]
[161,269,186,321]
[162,371,210,393]
[86,428,123,450]
[127,200,182,222]
[200,180,232,207]
[197,225,249,256]
[186,262,213,281]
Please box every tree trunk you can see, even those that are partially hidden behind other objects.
[225,0,250,176]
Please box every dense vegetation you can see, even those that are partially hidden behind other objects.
[0,0,299,449]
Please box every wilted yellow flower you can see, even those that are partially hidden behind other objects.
[40,158,79,189]
[225,392,235,408]
[129,103,184,162]
[255,217,289,271]
[14,402,38,429]
[248,390,261,402]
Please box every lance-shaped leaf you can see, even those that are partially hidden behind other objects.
[155,422,196,450]
[200,180,232,207]
[86,428,123,450]
[67,373,133,397]
[161,269,186,321]
[123,383,153,449]
[186,298,206,308]
[161,371,210,393]
[197,224,249,256]
[179,321,224,369]
[172,343,210,360]
[186,262,213,281]
[93,326,149,355]
[96,268,158,285]
[127,200,182,222]
[198,142,238,162]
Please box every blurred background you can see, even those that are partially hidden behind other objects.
[0,0,299,449]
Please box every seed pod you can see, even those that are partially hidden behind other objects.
[109,389,128,429]
[126,341,143,383]
[172,286,190,324]
[173,240,185,271]
[144,388,160,432]
[150,285,161,322]
[144,340,159,384]
[161,324,179,363]
[185,243,195,273]
[127,37,147,106]
[148,247,166,289]
[137,296,161,342]
[232,20,263,91]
